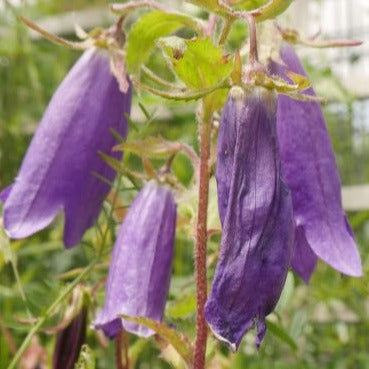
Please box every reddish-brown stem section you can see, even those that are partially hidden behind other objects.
[246,14,258,64]
[115,330,129,369]
[193,105,212,369]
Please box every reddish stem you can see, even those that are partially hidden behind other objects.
[193,105,212,369]
[115,330,129,369]
[246,14,258,64]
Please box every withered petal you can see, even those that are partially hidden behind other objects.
[206,87,294,350]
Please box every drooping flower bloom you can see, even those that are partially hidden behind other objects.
[53,306,88,369]
[206,86,295,350]
[269,43,362,282]
[94,181,176,338]
[2,48,131,248]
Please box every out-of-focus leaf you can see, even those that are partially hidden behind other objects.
[157,340,187,369]
[267,320,298,351]
[275,271,295,313]
[167,293,196,319]
[119,314,193,365]
[75,344,95,369]
[114,136,182,158]
[126,11,203,74]
[0,222,14,264]
[289,310,308,340]
[162,37,233,90]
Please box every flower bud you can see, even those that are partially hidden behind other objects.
[94,182,176,338]
[269,43,362,282]
[2,48,131,248]
[52,306,88,369]
[206,87,294,350]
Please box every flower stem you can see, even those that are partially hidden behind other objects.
[193,102,213,369]
[6,260,97,369]
[246,14,258,64]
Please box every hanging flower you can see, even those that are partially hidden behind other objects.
[2,48,131,248]
[94,181,177,338]
[269,43,362,282]
[206,86,295,350]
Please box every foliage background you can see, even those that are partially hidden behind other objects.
[1,0,369,368]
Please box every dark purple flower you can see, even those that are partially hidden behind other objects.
[2,48,131,248]
[53,306,88,369]
[206,87,295,350]
[94,181,176,338]
[269,43,362,282]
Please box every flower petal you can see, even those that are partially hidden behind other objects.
[206,87,295,350]
[269,43,362,277]
[94,182,176,338]
[3,48,131,248]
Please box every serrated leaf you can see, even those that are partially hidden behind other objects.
[157,36,187,59]
[167,38,233,89]
[114,137,182,158]
[75,344,95,369]
[126,11,203,74]
[267,320,298,351]
[120,314,193,365]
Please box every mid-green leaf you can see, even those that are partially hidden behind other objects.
[166,37,233,89]
[126,11,204,74]
[119,314,193,366]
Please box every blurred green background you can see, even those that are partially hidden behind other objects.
[1,1,369,368]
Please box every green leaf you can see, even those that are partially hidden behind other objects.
[275,271,295,313]
[267,320,298,351]
[186,0,230,13]
[120,314,193,365]
[167,293,196,319]
[126,11,203,74]
[285,71,311,90]
[0,223,14,264]
[114,136,182,158]
[75,344,95,369]
[165,37,233,89]
[251,0,295,22]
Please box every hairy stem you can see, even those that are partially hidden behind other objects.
[193,102,212,369]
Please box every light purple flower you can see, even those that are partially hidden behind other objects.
[2,48,131,248]
[206,87,295,350]
[269,43,362,282]
[0,186,12,203]
[94,181,176,338]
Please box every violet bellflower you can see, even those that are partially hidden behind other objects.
[269,43,362,282]
[1,48,131,248]
[94,181,176,338]
[205,87,295,351]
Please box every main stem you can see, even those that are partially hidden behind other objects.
[194,102,212,369]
